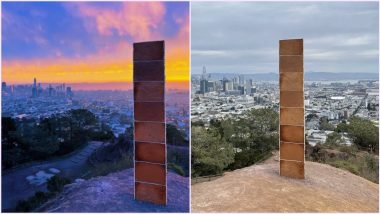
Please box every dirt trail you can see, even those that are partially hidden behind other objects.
[2,141,103,210]
[191,152,379,212]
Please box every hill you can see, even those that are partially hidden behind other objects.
[191,153,379,212]
[39,169,189,212]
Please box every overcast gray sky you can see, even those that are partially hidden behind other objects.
[191,2,379,74]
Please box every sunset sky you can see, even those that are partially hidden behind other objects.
[2,2,189,89]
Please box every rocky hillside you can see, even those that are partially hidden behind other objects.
[40,169,189,212]
[192,154,379,212]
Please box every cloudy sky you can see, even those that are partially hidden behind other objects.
[2,2,189,88]
[191,2,379,74]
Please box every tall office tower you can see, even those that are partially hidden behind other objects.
[249,79,253,87]
[279,39,305,179]
[239,75,245,85]
[66,87,73,97]
[200,66,208,94]
[238,85,245,95]
[133,41,167,205]
[207,81,216,92]
[38,83,42,96]
[32,78,37,97]
[226,81,233,91]
[2,82,6,89]
[200,79,208,94]
[232,77,238,89]
[222,78,229,92]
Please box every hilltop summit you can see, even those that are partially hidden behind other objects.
[191,155,378,212]
[40,169,189,212]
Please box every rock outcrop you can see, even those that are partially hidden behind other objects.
[41,169,189,212]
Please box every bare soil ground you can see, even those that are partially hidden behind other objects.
[191,152,379,212]
[41,169,189,212]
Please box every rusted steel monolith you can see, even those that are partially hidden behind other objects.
[279,39,305,179]
[133,40,167,204]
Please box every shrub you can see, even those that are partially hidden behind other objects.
[168,163,186,176]
[47,175,70,193]
[84,154,133,179]
[14,191,50,212]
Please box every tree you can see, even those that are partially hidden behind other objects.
[346,117,378,152]
[69,109,97,128]
[2,117,16,139]
[191,126,234,177]
[325,132,344,147]
[167,124,188,146]
[22,123,60,159]
[336,122,348,133]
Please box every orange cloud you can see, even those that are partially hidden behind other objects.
[2,58,132,84]
[2,2,189,87]
[76,2,165,41]
[166,13,190,81]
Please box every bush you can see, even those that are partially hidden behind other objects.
[167,124,188,146]
[14,191,50,212]
[168,163,186,176]
[167,146,189,176]
[47,175,70,193]
[307,139,379,183]
[191,127,234,177]
[84,154,133,179]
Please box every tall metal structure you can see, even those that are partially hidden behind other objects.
[133,40,167,204]
[200,66,208,94]
[279,39,305,179]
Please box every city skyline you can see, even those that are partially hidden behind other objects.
[2,2,189,87]
[192,2,379,74]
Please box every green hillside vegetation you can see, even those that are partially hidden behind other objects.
[306,116,379,183]
[192,108,279,177]
[2,109,114,170]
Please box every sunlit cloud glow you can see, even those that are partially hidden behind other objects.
[2,2,189,89]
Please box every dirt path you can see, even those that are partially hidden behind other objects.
[2,141,103,210]
[191,154,379,212]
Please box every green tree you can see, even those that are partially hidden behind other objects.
[336,122,348,133]
[225,108,279,170]
[69,109,97,127]
[346,117,378,152]
[191,126,234,177]
[166,124,188,146]
[23,124,59,158]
